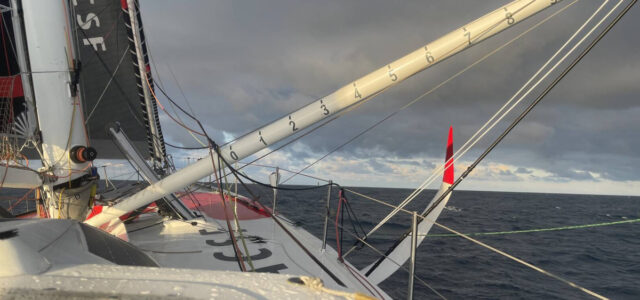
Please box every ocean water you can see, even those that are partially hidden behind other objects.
[254,185,640,300]
[3,183,639,299]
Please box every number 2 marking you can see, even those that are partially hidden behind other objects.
[289,115,297,131]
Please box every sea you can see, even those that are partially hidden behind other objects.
[2,182,639,299]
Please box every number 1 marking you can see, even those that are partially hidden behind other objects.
[463,28,471,45]
[258,131,267,146]
[353,82,362,99]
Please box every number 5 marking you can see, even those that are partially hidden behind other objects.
[387,65,397,82]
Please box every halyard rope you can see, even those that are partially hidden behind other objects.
[345,187,639,237]
[426,218,640,237]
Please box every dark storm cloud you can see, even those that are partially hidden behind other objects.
[140,1,640,185]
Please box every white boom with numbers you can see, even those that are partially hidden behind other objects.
[86,0,561,227]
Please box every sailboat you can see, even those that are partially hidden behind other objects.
[0,0,636,298]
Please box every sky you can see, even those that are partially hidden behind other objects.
[134,0,640,196]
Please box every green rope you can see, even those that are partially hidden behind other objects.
[425,218,640,238]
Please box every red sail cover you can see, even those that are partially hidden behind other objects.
[73,0,166,159]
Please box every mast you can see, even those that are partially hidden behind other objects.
[87,0,561,226]
[124,0,166,171]
[22,0,96,219]
[9,0,37,140]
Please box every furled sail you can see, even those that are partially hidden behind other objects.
[73,0,166,161]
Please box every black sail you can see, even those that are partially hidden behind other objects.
[73,0,166,160]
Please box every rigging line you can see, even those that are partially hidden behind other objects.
[417,0,626,234]
[365,0,631,284]
[166,65,208,147]
[1,14,15,75]
[433,222,608,300]
[239,162,331,183]
[348,186,640,238]
[354,0,593,248]
[144,43,201,151]
[426,218,640,237]
[222,159,332,191]
[339,188,604,300]
[150,80,207,137]
[222,165,255,271]
[144,74,205,136]
[75,27,147,129]
[205,94,376,186]
[85,45,130,123]
[211,143,352,287]
[333,219,447,300]
[167,66,206,146]
[166,65,200,122]
[208,142,247,272]
[385,0,590,221]
[274,88,389,185]
[161,82,207,148]
[277,0,579,188]
[340,264,383,299]
[151,78,201,127]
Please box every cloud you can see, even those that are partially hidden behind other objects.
[139,0,640,195]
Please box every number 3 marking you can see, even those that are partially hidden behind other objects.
[320,99,330,115]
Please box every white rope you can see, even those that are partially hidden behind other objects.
[432,222,608,300]
[345,187,608,300]
[85,45,130,123]
[364,0,610,241]
[334,220,447,300]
